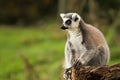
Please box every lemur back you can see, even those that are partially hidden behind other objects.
[79,20,110,66]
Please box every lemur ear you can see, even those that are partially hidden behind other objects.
[74,16,79,21]
[72,13,80,22]
[60,13,65,18]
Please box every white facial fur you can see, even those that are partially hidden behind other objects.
[60,13,81,30]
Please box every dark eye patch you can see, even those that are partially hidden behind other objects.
[74,17,78,21]
[65,19,71,25]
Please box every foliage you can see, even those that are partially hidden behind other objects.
[0,0,57,24]
[0,0,120,25]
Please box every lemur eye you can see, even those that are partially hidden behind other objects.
[65,19,71,25]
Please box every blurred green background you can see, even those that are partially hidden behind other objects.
[0,0,120,80]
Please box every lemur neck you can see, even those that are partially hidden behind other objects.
[68,29,81,36]
[67,28,82,40]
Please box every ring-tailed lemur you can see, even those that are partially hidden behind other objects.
[60,13,110,79]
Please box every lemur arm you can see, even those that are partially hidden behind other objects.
[79,48,97,65]
[79,40,97,65]
[64,42,72,69]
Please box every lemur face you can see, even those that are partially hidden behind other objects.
[60,13,81,30]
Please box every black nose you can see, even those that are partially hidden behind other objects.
[61,25,68,30]
[65,20,71,25]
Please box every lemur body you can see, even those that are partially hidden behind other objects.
[60,13,110,79]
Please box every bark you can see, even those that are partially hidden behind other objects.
[67,63,120,80]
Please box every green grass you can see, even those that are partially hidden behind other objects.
[0,21,119,80]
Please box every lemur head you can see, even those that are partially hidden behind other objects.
[60,13,81,30]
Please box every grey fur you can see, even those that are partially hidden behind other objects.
[78,20,110,66]
[60,13,110,79]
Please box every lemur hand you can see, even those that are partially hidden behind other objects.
[73,59,82,70]
[63,67,72,80]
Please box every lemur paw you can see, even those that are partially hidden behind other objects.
[73,59,82,69]
[63,67,72,80]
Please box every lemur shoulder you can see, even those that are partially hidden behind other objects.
[60,13,110,79]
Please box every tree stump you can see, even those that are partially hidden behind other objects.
[68,63,120,80]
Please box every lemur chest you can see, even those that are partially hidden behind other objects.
[68,34,86,56]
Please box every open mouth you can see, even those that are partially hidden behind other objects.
[61,25,68,30]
